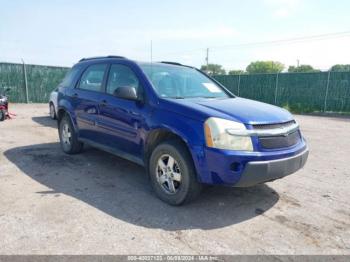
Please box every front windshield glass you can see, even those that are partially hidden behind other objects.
[140,63,230,99]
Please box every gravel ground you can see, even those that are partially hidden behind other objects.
[0,104,349,255]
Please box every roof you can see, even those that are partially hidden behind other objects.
[78,55,126,62]
[77,56,195,69]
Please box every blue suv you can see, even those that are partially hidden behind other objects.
[57,56,309,205]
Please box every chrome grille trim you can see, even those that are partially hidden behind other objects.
[226,122,299,137]
[252,120,296,130]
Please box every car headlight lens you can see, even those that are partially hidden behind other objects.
[204,117,253,151]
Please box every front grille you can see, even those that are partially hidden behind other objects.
[259,130,301,149]
[253,120,296,130]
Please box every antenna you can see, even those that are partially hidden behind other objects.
[150,40,153,64]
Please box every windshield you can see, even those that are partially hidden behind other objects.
[139,63,230,99]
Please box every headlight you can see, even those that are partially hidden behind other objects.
[204,117,253,151]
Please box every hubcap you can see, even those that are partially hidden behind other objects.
[156,154,182,194]
[61,123,72,146]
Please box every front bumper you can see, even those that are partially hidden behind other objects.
[234,147,309,187]
[192,138,308,185]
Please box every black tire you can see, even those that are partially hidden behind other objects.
[149,140,202,205]
[58,114,83,154]
[0,110,5,121]
[49,103,56,120]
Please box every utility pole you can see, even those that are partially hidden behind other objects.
[205,48,209,67]
[297,59,300,67]
[21,58,29,103]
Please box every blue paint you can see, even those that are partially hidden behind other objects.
[58,57,307,186]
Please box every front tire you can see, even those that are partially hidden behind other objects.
[49,103,56,120]
[59,115,83,154]
[149,140,202,205]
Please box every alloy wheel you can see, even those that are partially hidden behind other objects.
[155,154,182,194]
[61,123,72,146]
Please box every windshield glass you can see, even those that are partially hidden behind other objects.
[139,63,230,99]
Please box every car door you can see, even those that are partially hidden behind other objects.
[97,63,146,160]
[73,63,108,141]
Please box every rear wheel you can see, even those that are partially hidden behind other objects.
[49,103,56,120]
[149,140,202,205]
[59,115,83,154]
[0,110,5,121]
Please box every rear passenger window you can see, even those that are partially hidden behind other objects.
[61,66,80,88]
[78,64,107,92]
[106,64,139,97]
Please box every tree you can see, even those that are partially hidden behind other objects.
[288,65,320,73]
[330,64,350,72]
[200,64,226,75]
[246,61,284,74]
[228,70,244,75]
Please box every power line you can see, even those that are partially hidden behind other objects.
[211,30,350,50]
[158,30,350,56]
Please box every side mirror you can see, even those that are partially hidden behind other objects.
[114,86,141,101]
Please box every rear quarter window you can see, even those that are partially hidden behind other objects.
[78,64,107,92]
[60,66,81,88]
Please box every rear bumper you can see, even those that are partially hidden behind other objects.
[234,147,309,187]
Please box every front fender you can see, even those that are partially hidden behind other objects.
[148,109,206,182]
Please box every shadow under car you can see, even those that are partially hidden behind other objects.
[4,142,280,230]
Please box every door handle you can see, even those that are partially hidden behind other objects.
[72,93,79,99]
[100,100,107,107]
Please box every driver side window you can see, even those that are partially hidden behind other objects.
[106,64,139,97]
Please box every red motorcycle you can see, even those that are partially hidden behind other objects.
[0,88,11,121]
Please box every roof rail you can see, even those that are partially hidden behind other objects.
[160,61,196,69]
[79,56,126,62]
[160,61,183,66]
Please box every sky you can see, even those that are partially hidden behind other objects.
[0,0,350,71]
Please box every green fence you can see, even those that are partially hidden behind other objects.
[1,62,350,113]
[0,62,69,103]
[214,71,350,113]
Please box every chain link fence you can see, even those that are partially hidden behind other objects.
[1,62,349,113]
[214,71,350,113]
[0,62,69,103]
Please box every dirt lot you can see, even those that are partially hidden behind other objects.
[0,104,349,254]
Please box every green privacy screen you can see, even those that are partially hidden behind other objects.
[214,72,350,113]
[0,62,69,103]
[0,62,349,113]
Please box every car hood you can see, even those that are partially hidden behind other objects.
[159,97,294,125]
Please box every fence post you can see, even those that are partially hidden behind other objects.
[323,70,331,112]
[274,73,279,105]
[237,73,241,96]
[21,59,29,103]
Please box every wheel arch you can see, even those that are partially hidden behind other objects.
[143,127,202,182]
[145,127,189,156]
[56,106,78,132]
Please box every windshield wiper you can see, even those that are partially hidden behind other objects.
[194,96,223,99]
[168,96,185,99]
[167,96,225,99]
